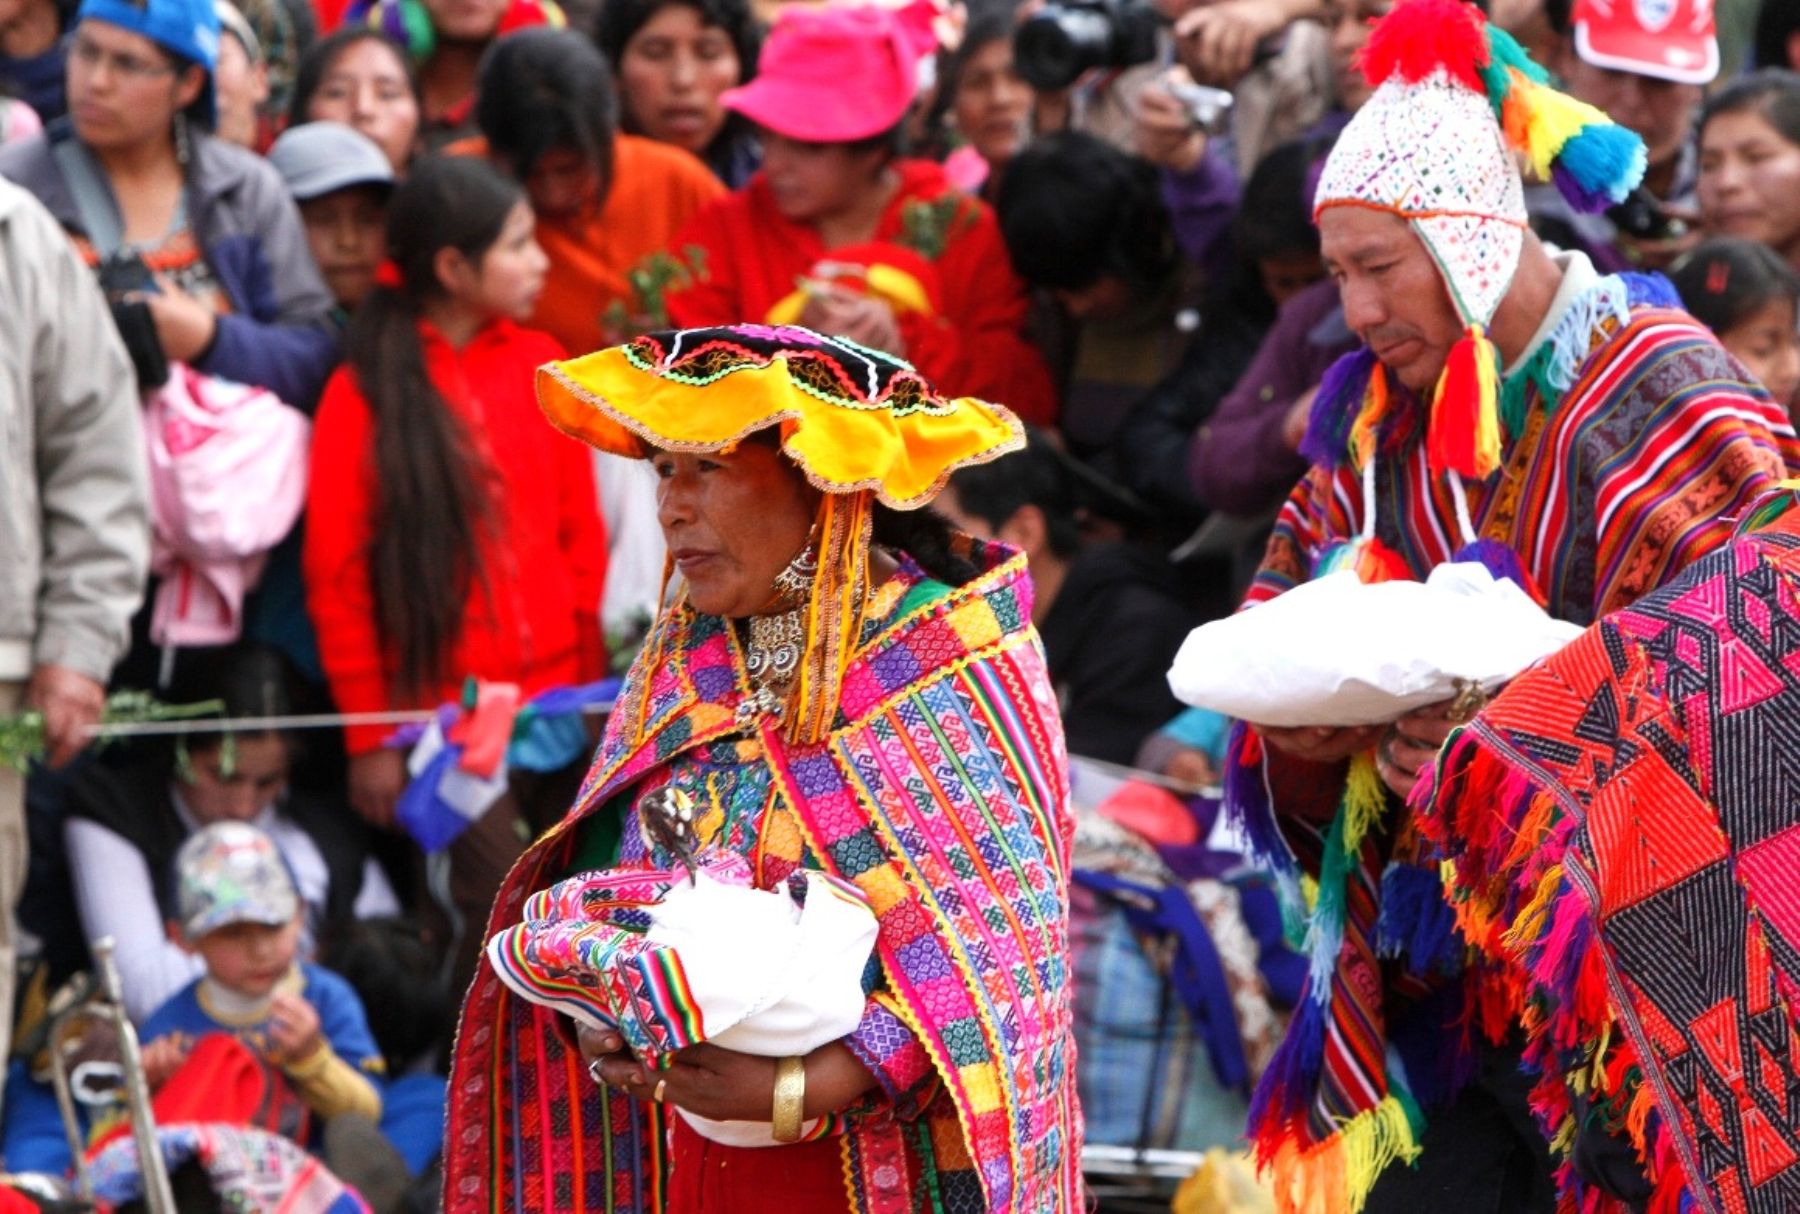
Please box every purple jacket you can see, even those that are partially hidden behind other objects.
[1185,277,1358,516]
[1162,147,1241,286]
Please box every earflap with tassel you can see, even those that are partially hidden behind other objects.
[1425,322,1502,480]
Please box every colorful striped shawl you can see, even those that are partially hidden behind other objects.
[1233,277,1800,1212]
[442,544,1084,1214]
[1414,491,1800,1214]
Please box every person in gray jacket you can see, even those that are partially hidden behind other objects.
[0,172,147,1100]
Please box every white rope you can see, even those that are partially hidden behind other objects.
[78,702,617,739]
[1446,468,1479,548]
[1359,455,1378,541]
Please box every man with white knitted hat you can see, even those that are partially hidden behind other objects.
[1222,1,1800,1210]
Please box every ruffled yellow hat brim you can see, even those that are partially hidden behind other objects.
[537,327,1025,510]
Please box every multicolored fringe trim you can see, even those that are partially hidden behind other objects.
[1413,730,1694,1213]
[1361,0,1646,217]
[1227,734,1425,1213]
[1427,323,1502,480]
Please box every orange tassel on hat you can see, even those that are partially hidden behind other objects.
[1427,324,1502,479]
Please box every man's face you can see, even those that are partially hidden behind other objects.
[1319,206,1465,393]
[1558,53,1701,176]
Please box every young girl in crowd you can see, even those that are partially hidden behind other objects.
[303,155,605,990]
[462,27,723,353]
[1698,69,1800,272]
[288,27,421,173]
[1672,236,1800,419]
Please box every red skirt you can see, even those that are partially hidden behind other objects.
[666,1116,852,1212]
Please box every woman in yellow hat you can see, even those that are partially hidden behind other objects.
[443,323,1084,1214]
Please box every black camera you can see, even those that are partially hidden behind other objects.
[1607,186,1686,243]
[1013,0,1162,92]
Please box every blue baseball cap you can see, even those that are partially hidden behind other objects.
[75,0,221,127]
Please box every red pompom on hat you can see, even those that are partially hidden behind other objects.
[1358,0,1490,92]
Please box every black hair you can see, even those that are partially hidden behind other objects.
[168,47,214,131]
[1757,0,1800,71]
[287,26,421,131]
[347,155,520,696]
[162,643,298,756]
[475,27,618,186]
[1670,236,1800,337]
[1701,69,1800,152]
[320,916,452,1073]
[944,428,1081,560]
[593,0,761,66]
[874,503,982,585]
[841,120,908,163]
[1236,135,1328,266]
[995,130,1174,294]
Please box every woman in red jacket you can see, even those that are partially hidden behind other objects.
[663,2,1059,427]
[304,155,606,986]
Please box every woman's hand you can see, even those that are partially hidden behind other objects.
[348,748,407,828]
[799,289,907,359]
[27,663,105,768]
[138,280,219,363]
[586,1031,878,1123]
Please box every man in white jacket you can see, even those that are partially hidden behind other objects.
[0,175,146,1100]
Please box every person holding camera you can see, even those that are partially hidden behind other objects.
[0,0,336,411]
[1017,0,1332,176]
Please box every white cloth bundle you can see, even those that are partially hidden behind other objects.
[488,857,879,1147]
[1167,562,1583,727]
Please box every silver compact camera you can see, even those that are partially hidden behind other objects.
[1163,79,1234,134]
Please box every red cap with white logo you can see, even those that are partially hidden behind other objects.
[1571,0,1719,85]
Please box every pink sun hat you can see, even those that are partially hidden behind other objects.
[720,1,940,142]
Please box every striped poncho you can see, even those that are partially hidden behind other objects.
[442,542,1084,1214]
[1231,259,1800,1212]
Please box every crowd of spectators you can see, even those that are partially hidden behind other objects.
[1,0,1798,1202]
